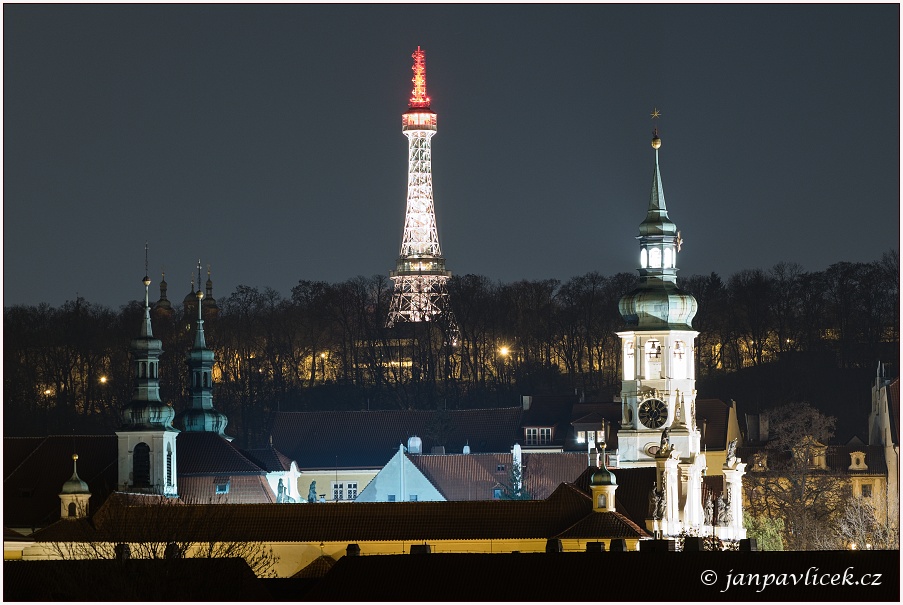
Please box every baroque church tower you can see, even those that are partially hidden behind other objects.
[116,259,179,497]
[616,122,701,465]
[176,262,230,439]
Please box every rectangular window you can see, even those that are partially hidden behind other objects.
[861,484,872,498]
[496,464,506,472]
[215,481,230,494]
[387,494,396,502]
[493,488,503,499]
[525,428,538,445]
[347,482,358,500]
[586,430,595,444]
[409,494,418,502]
[577,431,586,444]
[539,428,552,444]
[332,482,344,501]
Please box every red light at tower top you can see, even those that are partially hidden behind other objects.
[409,46,431,108]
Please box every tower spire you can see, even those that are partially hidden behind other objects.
[120,249,175,431]
[388,46,458,339]
[177,259,229,439]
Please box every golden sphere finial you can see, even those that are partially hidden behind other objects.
[72,453,79,461]
[652,135,662,149]
[196,290,204,301]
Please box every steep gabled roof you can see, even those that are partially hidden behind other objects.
[176,432,267,475]
[269,408,524,469]
[242,444,295,473]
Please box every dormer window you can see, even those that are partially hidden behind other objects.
[848,451,868,471]
[525,428,552,446]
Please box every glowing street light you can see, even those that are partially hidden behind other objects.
[499,346,510,357]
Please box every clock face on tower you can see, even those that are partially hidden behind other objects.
[638,398,668,429]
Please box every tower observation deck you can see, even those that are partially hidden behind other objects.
[387,46,457,339]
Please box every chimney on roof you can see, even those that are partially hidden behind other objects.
[407,435,422,455]
[522,395,532,410]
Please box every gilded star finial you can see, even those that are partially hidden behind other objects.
[651,107,661,120]
[676,231,684,252]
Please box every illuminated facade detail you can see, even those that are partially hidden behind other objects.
[617,127,700,465]
[116,252,179,498]
[387,47,457,337]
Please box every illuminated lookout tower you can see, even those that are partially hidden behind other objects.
[387,46,457,337]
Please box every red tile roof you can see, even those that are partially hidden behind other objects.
[178,475,276,504]
[32,482,634,544]
[406,452,592,501]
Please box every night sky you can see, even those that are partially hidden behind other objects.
[4,4,899,309]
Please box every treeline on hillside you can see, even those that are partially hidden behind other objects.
[4,254,898,446]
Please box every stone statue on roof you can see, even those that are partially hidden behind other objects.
[726,438,738,467]
[307,480,317,503]
[704,492,714,526]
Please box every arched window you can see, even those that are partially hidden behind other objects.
[68,502,77,517]
[597,494,607,509]
[640,248,648,268]
[672,340,687,379]
[664,247,673,268]
[166,445,173,487]
[133,443,151,487]
[645,339,662,379]
[623,341,635,380]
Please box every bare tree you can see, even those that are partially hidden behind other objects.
[43,494,279,577]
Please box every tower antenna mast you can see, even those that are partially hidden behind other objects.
[387,46,458,342]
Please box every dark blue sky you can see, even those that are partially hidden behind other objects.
[4,4,899,308]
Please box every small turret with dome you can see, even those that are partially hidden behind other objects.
[59,453,92,519]
[177,261,230,439]
[120,255,177,430]
[618,118,698,330]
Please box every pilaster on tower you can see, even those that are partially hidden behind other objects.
[388,46,457,340]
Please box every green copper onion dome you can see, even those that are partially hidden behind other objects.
[120,273,177,430]
[619,129,697,330]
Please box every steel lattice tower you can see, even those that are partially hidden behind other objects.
[387,46,457,338]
